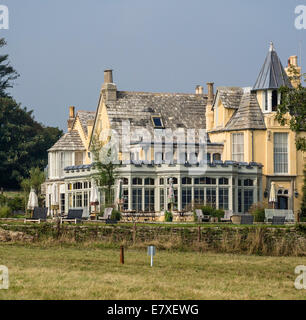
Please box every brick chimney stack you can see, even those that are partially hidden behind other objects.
[195,85,203,94]
[67,106,75,131]
[101,69,117,102]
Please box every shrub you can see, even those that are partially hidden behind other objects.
[0,194,7,206]
[164,211,173,222]
[0,206,12,218]
[111,209,121,221]
[212,209,225,221]
[201,205,215,216]
[7,196,24,211]
[249,202,267,222]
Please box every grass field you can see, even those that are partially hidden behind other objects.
[0,243,305,300]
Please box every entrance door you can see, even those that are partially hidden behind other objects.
[278,196,288,210]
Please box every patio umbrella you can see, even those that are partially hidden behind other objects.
[27,188,38,211]
[90,180,99,204]
[117,179,123,211]
[51,183,59,206]
[269,182,277,208]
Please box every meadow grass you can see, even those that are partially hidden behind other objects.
[0,243,305,300]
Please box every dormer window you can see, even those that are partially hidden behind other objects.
[152,116,164,128]
[272,90,278,111]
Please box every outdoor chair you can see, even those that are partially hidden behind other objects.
[221,211,233,222]
[195,209,210,223]
[240,215,254,225]
[272,216,286,225]
[97,208,113,222]
[60,209,84,224]
[24,207,48,224]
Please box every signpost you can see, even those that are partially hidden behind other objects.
[147,246,156,267]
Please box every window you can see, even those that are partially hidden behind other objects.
[238,189,242,213]
[244,190,253,213]
[194,177,205,185]
[272,90,278,111]
[182,177,192,185]
[159,178,164,185]
[132,188,142,211]
[219,188,229,210]
[160,189,165,211]
[145,189,155,212]
[152,116,164,128]
[244,179,253,187]
[145,178,155,185]
[232,133,244,162]
[274,133,288,173]
[213,153,221,161]
[265,91,268,111]
[207,153,211,162]
[76,192,82,207]
[60,194,65,213]
[132,178,142,185]
[182,187,192,210]
[194,188,205,206]
[206,177,216,185]
[84,192,88,207]
[84,182,88,189]
[206,188,216,208]
[122,178,129,185]
[73,182,82,190]
[123,189,129,210]
[219,178,229,185]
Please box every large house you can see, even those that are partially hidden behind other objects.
[44,43,304,220]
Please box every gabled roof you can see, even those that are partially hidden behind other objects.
[73,111,95,136]
[213,87,244,110]
[253,42,292,91]
[48,130,86,151]
[105,91,208,143]
[223,90,266,131]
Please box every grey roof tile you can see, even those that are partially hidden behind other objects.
[48,130,86,151]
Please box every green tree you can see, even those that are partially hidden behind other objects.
[91,135,118,207]
[0,38,19,98]
[275,65,306,152]
[0,97,62,188]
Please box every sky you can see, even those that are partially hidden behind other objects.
[1,0,305,130]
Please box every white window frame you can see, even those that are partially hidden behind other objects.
[232,133,244,162]
[273,133,288,174]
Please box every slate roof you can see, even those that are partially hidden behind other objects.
[105,91,208,143]
[222,91,266,131]
[253,42,292,91]
[74,111,95,136]
[214,87,244,109]
[48,130,86,151]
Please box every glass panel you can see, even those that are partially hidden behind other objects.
[274,133,288,173]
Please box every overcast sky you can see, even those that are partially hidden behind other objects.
[1,0,305,130]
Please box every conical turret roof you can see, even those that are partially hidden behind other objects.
[253,42,292,91]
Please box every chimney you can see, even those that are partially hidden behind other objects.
[101,69,117,102]
[195,85,203,94]
[207,82,214,103]
[104,69,113,83]
[288,55,298,67]
[67,106,75,131]
[285,56,301,88]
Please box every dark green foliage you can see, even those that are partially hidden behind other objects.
[0,206,11,218]
[111,209,122,221]
[0,38,19,98]
[275,66,306,152]
[164,211,173,222]
[6,195,24,211]
[201,205,215,216]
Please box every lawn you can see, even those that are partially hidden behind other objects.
[0,243,305,300]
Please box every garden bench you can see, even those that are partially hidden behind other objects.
[240,215,254,225]
[24,207,48,224]
[272,216,286,225]
[60,209,84,224]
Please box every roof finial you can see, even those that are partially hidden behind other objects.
[269,41,274,52]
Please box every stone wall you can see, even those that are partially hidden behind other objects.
[0,223,306,256]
